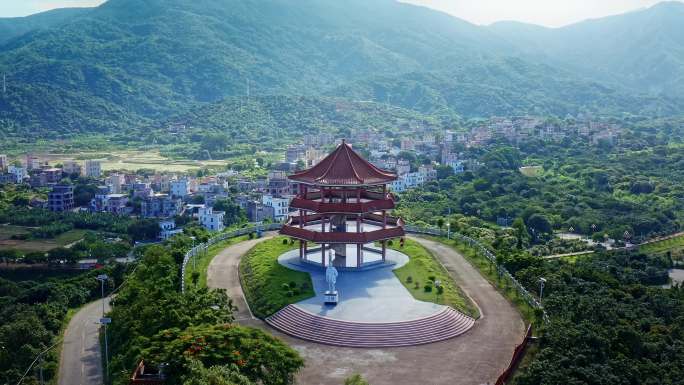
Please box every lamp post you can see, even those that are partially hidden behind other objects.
[96,274,110,381]
[190,236,197,271]
[446,223,451,240]
[539,277,547,304]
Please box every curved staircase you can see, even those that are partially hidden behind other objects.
[265,305,475,348]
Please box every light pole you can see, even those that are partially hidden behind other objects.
[539,277,547,304]
[446,223,451,239]
[96,274,110,381]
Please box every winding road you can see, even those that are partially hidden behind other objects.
[207,235,525,385]
[58,234,525,385]
[58,297,110,385]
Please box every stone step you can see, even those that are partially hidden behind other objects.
[265,305,475,347]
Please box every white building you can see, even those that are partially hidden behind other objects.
[171,179,190,198]
[107,174,125,194]
[84,160,102,178]
[262,194,290,222]
[389,171,426,193]
[198,206,225,232]
[159,220,183,240]
[8,166,27,183]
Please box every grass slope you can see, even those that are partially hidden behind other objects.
[391,238,478,318]
[239,237,314,319]
[640,233,684,260]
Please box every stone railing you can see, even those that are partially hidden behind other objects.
[180,223,282,293]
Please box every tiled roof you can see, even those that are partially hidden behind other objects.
[289,140,396,186]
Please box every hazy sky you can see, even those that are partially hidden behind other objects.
[0,0,681,27]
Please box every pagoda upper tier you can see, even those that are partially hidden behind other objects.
[288,140,397,186]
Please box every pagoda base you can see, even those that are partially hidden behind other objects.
[324,291,339,305]
[303,244,385,270]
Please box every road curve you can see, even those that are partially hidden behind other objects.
[208,235,526,385]
[58,297,110,385]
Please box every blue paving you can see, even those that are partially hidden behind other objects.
[278,249,446,322]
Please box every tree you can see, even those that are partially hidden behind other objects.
[436,165,454,180]
[344,374,370,385]
[127,219,160,241]
[527,214,552,235]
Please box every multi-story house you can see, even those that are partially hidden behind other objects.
[247,201,275,223]
[84,160,102,178]
[198,206,225,232]
[48,185,75,212]
[159,219,183,240]
[170,179,189,198]
[141,194,182,218]
[0,154,7,171]
[262,195,289,222]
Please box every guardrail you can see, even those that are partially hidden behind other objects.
[180,223,548,322]
[180,223,282,293]
[405,225,548,322]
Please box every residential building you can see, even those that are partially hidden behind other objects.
[262,195,289,221]
[159,220,183,240]
[396,159,411,176]
[84,160,102,178]
[107,174,125,194]
[267,170,290,196]
[63,160,82,175]
[132,182,153,199]
[141,194,182,218]
[42,168,63,184]
[26,154,41,171]
[170,179,189,198]
[0,154,7,171]
[198,206,225,232]
[247,201,275,223]
[8,166,26,183]
[0,173,15,184]
[48,185,75,212]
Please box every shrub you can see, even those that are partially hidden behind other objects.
[428,275,436,282]
[281,283,291,291]
[387,240,394,246]
[288,281,297,289]
[282,239,289,245]
[292,288,300,296]
[286,290,294,297]
[424,285,433,292]
[436,286,444,295]
[414,281,420,289]
[406,276,413,283]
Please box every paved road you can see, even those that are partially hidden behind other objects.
[208,235,525,385]
[58,297,110,385]
[206,234,275,321]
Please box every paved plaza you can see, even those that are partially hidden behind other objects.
[278,248,446,322]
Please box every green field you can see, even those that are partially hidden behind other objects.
[519,166,543,177]
[639,234,684,259]
[0,225,88,252]
[391,239,479,318]
[184,234,250,288]
[239,236,315,318]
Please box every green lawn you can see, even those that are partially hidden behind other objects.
[184,235,249,288]
[390,238,479,318]
[239,236,315,318]
[640,234,684,258]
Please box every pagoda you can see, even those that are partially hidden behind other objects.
[281,140,405,269]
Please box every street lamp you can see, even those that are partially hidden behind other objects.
[446,223,451,239]
[539,277,547,304]
[96,274,110,381]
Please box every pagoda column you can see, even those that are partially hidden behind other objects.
[382,208,387,262]
[357,213,362,268]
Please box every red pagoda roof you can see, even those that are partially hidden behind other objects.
[289,140,397,186]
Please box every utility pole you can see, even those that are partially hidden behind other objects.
[2,73,6,94]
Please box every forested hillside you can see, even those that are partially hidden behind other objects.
[0,0,682,136]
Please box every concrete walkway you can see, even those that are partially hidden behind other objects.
[208,235,525,385]
[58,297,110,385]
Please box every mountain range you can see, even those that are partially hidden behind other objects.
[0,0,682,135]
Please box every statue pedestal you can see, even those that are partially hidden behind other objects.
[324,291,339,305]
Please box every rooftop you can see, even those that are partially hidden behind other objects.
[289,140,396,186]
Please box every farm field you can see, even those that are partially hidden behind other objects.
[0,225,88,252]
[27,150,229,173]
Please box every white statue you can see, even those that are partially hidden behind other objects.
[325,250,338,293]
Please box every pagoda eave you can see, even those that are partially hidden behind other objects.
[289,197,395,214]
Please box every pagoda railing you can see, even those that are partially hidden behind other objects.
[288,213,401,227]
[303,189,393,202]
[290,197,395,214]
[281,225,404,243]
